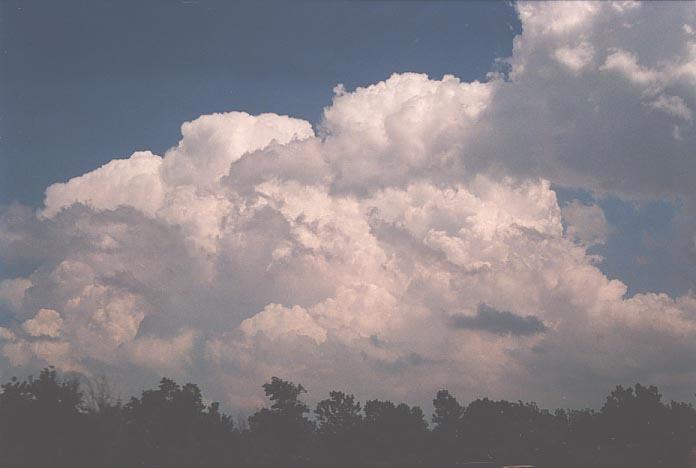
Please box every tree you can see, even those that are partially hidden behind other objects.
[431,390,464,466]
[248,377,314,468]
[83,374,118,413]
[315,391,363,467]
[598,384,674,467]
[123,377,236,468]
[316,390,362,436]
[432,389,463,431]
[81,375,124,468]
[0,367,88,468]
[362,399,428,467]
[459,398,563,465]
[1,368,696,468]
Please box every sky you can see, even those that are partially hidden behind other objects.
[0,0,518,205]
[1,1,696,412]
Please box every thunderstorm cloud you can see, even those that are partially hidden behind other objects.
[1,2,696,410]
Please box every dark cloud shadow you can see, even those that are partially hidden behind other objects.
[449,303,546,336]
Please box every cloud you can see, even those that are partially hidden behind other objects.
[0,278,32,312]
[0,1,695,411]
[42,151,165,218]
[474,1,696,200]
[450,304,547,336]
[128,329,198,375]
[239,304,327,344]
[22,308,63,338]
[160,112,314,192]
[562,200,610,246]
[553,42,594,72]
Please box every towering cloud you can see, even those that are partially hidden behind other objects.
[0,1,695,410]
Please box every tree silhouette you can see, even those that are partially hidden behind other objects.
[316,390,362,435]
[1,368,696,468]
[315,390,363,467]
[248,376,314,468]
[459,397,568,466]
[598,384,678,467]
[0,367,87,468]
[362,399,428,467]
[123,377,236,468]
[433,389,464,430]
[432,389,464,466]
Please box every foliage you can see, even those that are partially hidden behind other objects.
[0,368,695,468]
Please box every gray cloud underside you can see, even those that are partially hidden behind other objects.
[450,304,547,336]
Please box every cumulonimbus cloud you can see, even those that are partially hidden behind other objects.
[0,1,695,410]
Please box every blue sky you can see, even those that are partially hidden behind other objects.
[0,0,518,206]
[2,0,688,296]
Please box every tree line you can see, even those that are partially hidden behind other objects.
[0,367,694,468]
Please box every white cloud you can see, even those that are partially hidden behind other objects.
[0,278,32,312]
[562,201,610,245]
[127,329,198,374]
[22,308,63,338]
[43,151,165,218]
[2,339,78,372]
[0,1,695,411]
[601,49,660,85]
[239,304,327,344]
[476,1,696,200]
[554,42,595,72]
[0,328,16,342]
[649,94,693,121]
[516,2,601,38]
[160,112,314,191]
